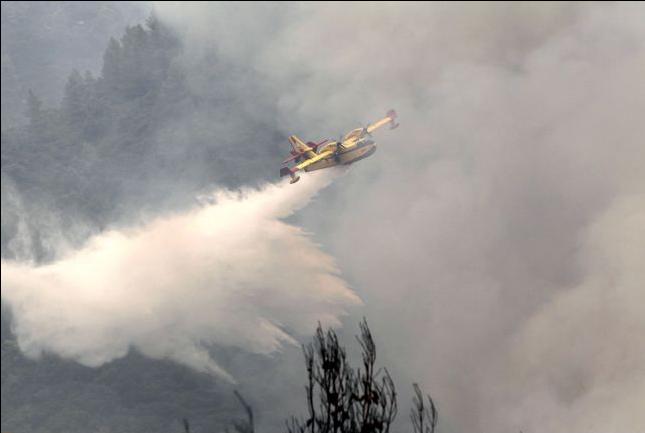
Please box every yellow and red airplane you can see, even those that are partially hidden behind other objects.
[280,110,399,184]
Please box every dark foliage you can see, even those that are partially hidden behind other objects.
[229,391,255,433]
[287,319,398,433]
[410,384,437,433]
[2,12,283,262]
[2,14,188,260]
[285,320,438,433]
[0,2,150,129]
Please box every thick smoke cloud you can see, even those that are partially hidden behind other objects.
[501,195,645,432]
[2,2,643,432]
[1,171,360,382]
[154,2,645,432]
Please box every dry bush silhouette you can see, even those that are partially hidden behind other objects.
[410,383,437,433]
[229,390,254,433]
[182,319,437,433]
[286,318,402,433]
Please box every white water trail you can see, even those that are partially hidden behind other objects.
[1,170,360,381]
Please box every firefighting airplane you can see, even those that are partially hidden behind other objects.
[280,110,399,184]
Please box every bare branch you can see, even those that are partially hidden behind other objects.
[232,390,255,433]
[286,319,399,433]
[410,383,437,433]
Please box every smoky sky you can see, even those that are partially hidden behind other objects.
[1,2,644,432]
[155,2,645,432]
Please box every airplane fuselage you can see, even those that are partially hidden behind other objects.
[304,140,376,172]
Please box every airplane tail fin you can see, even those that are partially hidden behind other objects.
[289,135,317,158]
[387,109,399,129]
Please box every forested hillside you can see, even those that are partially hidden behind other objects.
[2,13,284,262]
[2,13,285,433]
[1,1,149,129]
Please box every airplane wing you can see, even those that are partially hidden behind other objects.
[340,110,399,147]
[280,143,334,182]
[294,149,333,171]
[366,109,399,134]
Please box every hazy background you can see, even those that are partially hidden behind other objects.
[2,2,644,433]
[1,1,150,129]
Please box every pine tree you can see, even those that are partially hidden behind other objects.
[63,69,86,127]
[25,89,43,126]
[101,37,122,95]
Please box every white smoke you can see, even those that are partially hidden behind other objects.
[499,195,645,433]
[1,170,360,381]
[152,2,645,432]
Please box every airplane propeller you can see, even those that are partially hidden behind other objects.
[333,135,344,162]
[361,123,373,138]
